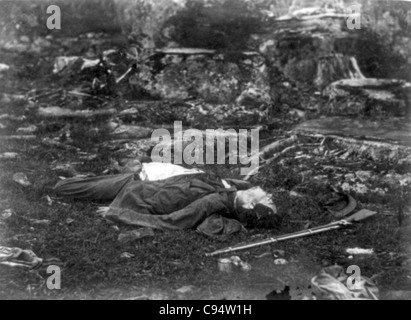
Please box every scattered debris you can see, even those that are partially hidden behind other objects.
[119,108,139,116]
[111,125,153,140]
[310,265,379,300]
[0,63,10,72]
[0,135,36,141]
[43,196,53,206]
[16,125,37,135]
[274,258,288,266]
[1,209,13,220]
[0,114,26,121]
[38,107,117,119]
[259,136,298,160]
[118,228,155,244]
[295,118,411,151]
[217,256,251,273]
[30,219,51,227]
[0,246,43,269]
[346,248,375,256]
[176,285,195,295]
[53,56,100,74]
[12,173,32,187]
[66,218,75,225]
[42,138,81,152]
[244,135,300,180]
[120,252,135,259]
[217,258,233,273]
[0,153,19,160]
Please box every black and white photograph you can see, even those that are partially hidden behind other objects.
[0,0,410,303]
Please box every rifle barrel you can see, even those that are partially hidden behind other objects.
[206,224,342,257]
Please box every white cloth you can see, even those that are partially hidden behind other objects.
[139,163,203,181]
[139,163,232,189]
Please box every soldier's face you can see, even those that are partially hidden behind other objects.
[238,187,277,214]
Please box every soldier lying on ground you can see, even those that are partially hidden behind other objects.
[54,162,280,238]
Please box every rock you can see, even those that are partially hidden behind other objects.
[257,15,365,90]
[118,228,155,244]
[1,209,13,220]
[111,125,153,140]
[294,117,411,148]
[399,155,411,166]
[355,171,374,183]
[12,173,31,187]
[324,78,411,116]
[51,164,78,177]
[274,258,288,265]
[236,86,272,109]
[114,0,186,49]
[16,125,37,135]
[106,121,120,131]
[131,53,270,104]
[289,108,306,118]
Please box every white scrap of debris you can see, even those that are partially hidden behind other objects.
[0,64,10,72]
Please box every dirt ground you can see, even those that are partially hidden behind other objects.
[0,33,411,300]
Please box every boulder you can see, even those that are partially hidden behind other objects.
[323,78,411,116]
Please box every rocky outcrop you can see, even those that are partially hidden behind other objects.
[133,51,270,105]
[323,78,411,116]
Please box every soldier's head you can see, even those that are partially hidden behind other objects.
[236,187,280,229]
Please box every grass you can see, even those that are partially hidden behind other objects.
[0,37,410,300]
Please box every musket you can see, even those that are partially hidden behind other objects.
[205,209,377,257]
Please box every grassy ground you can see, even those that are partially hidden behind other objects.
[0,36,410,300]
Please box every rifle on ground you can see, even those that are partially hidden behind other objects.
[205,209,377,257]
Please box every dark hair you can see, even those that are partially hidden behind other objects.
[237,204,281,230]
